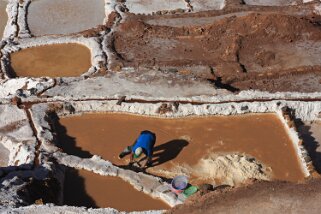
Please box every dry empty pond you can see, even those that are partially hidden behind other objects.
[56,113,305,184]
[0,0,7,39]
[64,168,169,211]
[10,43,91,77]
[28,0,106,36]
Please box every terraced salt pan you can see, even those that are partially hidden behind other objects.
[125,0,187,14]
[243,0,299,6]
[27,0,106,36]
[64,168,169,211]
[55,113,305,185]
[0,0,7,39]
[10,43,92,77]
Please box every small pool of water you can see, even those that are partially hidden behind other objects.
[55,113,306,184]
[10,43,91,77]
[64,168,169,211]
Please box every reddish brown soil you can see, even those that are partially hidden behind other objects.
[167,179,321,214]
[55,113,305,184]
[113,11,321,92]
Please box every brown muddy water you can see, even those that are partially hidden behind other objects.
[56,113,305,183]
[28,0,106,36]
[64,168,169,211]
[0,0,7,39]
[10,44,91,77]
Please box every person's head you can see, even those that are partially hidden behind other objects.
[134,147,143,158]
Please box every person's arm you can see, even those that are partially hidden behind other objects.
[143,156,152,168]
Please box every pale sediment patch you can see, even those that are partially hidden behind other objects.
[151,154,270,186]
[125,0,188,15]
[190,0,225,12]
[194,154,269,185]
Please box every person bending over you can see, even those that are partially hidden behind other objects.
[119,130,156,168]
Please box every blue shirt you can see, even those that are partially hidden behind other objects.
[132,131,156,157]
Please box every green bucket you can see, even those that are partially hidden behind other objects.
[183,185,198,198]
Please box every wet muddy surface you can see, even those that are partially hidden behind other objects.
[55,113,305,183]
[64,168,169,211]
[28,0,105,36]
[10,43,91,77]
[113,12,321,92]
[0,0,7,39]
[0,143,9,167]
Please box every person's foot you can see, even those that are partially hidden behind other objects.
[144,161,152,169]
[118,152,126,159]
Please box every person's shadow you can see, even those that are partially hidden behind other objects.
[138,139,189,168]
[50,112,93,159]
[63,167,97,208]
[297,120,321,173]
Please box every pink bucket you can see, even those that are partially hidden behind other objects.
[171,175,188,194]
